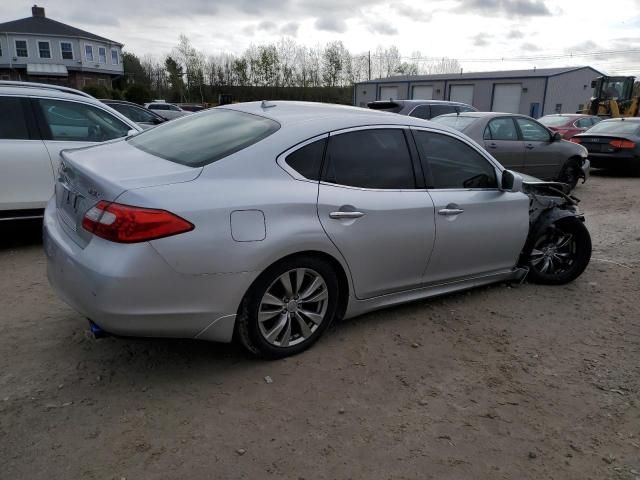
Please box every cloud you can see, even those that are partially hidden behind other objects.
[392,3,433,22]
[257,20,277,31]
[367,21,399,35]
[521,42,541,51]
[507,29,524,39]
[459,0,551,17]
[67,11,120,26]
[314,17,347,33]
[472,33,492,46]
[280,22,299,36]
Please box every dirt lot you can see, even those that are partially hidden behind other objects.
[0,172,639,480]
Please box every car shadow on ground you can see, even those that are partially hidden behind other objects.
[0,219,43,250]
[590,167,640,178]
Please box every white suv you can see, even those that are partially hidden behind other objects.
[0,81,142,221]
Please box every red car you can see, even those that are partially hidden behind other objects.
[538,114,602,139]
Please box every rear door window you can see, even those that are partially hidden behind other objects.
[485,117,519,140]
[0,96,31,140]
[36,98,131,142]
[322,129,416,189]
[413,130,498,189]
[285,138,327,181]
[128,108,280,167]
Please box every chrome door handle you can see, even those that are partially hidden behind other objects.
[329,211,365,219]
[438,208,464,216]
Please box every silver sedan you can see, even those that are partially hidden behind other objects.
[44,102,592,358]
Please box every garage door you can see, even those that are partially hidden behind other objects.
[492,84,522,113]
[449,85,474,105]
[379,86,398,101]
[412,85,433,100]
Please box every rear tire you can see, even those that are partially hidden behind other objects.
[526,217,591,285]
[236,256,339,359]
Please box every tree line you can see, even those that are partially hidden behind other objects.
[99,35,461,105]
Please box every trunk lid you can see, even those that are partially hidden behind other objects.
[55,139,202,247]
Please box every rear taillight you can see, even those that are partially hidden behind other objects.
[609,139,636,149]
[569,137,581,144]
[82,201,194,243]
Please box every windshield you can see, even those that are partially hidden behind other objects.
[587,120,640,136]
[128,109,280,167]
[430,115,476,131]
[539,116,573,127]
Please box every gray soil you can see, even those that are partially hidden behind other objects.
[1,172,639,479]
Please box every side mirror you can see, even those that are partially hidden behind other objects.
[552,131,562,142]
[127,129,139,137]
[153,117,164,124]
[501,169,523,192]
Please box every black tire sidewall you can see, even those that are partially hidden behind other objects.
[241,256,339,358]
[527,217,592,285]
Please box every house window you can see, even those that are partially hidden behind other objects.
[61,42,73,60]
[15,40,28,57]
[85,45,94,62]
[98,47,106,64]
[555,103,562,113]
[111,49,119,65]
[38,41,51,59]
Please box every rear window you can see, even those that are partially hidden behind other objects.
[128,109,280,167]
[586,120,640,135]
[367,102,402,113]
[539,116,572,127]
[430,115,476,131]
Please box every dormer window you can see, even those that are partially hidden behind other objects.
[85,44,93,62]
[98,47,106,63]
[111,49,119,65]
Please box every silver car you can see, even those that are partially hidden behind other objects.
[431,112,590,189]
[44,102,592,358]
[144,102,190,120]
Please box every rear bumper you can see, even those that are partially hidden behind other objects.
[588,153,638,169]
[44,197,254,342]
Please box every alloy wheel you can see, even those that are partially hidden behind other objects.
[529,228,577,276]
[257,268,329,347]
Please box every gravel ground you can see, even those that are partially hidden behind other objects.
[0,172,639,480]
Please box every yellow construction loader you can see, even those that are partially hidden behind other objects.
[582,76,639,118]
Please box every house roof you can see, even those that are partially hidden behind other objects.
[358,66,604,84]
[0,15,121,45]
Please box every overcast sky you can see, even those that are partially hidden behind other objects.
[3,0,639,74]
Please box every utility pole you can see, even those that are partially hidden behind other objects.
[368,51,371,81]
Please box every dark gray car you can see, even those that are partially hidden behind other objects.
[432,112,590,188]
[367,100,477,120]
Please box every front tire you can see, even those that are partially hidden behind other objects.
[526,217,592,285]
[558,158,582,190]
[236,256,339,358]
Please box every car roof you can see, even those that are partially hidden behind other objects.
[599,117,640,123]
[0,81,94,100]
[437,111,515,118]
[222,101,463,136]
[369,99,471,106]
[540,113,593,117]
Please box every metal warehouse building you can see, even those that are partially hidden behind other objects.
[353,66,603,118]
